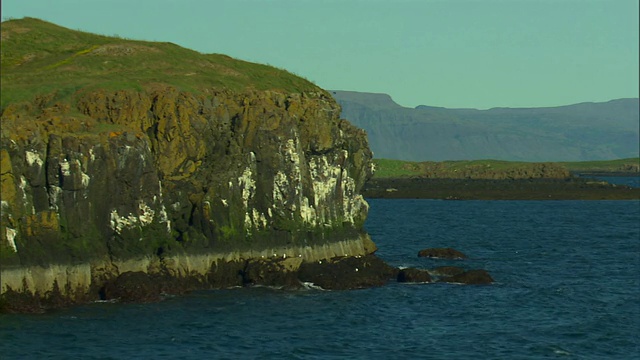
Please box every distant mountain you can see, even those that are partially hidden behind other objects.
[331,90,639,162]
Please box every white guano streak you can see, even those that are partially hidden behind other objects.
[109,200,155,234]
[25,150,43,167]
[239,166,262,231]
[5,227,17,252]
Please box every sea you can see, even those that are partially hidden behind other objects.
[1,194,639,358]
[589,175,640,189]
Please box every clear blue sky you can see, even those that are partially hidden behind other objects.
[2,0,638,109]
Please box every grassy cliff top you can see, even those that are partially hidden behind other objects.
[1,17,323,110]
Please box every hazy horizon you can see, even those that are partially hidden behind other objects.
[330,89,639,111]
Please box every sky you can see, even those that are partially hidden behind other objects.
[2,0,639,109]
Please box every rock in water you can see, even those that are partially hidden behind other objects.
[397,268,432,283]
[297,254,399,290]
[429,266,466,277]
[418,248,468,259]
[101,272,162,303]
[241,258,302,289]
[438,269,494,285]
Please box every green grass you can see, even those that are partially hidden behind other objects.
[1,17,323,110]
[372,158,544,178]
[371,159,423,178]
[559,158,640,172]
[372,158,640,178]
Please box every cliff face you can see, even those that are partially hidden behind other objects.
[0,87,374,303]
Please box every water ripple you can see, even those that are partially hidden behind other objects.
[1,200,638,359]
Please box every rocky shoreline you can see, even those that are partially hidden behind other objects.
[362,177,640,200]
[0,247,492,313]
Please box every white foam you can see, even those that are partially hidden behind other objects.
[399,281,431,285]
[552,348,571,356]
[301,282,325,291]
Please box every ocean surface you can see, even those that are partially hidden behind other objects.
[591,175,640,188]
[1,198,639,359]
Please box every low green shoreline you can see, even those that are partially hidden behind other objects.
[365,158,640,200]
[363,178,639,200]
[371,158,640,179]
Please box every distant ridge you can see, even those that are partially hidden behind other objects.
[329,91,402,110]
[331,91,639,162]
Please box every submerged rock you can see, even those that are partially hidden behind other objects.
[397,268,432,283]
[418,248,468,259]
[438,269,494,285]
[429,266,466,277]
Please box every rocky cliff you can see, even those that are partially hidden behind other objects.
[0,87,377,309]
[0,19,377,311]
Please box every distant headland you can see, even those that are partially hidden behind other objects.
[331,90,639,163]
[363,158,640,200]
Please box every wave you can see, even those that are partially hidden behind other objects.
[300,282,326,291]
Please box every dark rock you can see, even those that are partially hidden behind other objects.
[297,254,399,290]
[418,248,468,259]
[429,266,465,277]
[207,260,246,288]
[438,269,494,285]
[397,268,432,283]
[40,280,71,309]
[0,288,44,314]
[156,273,207,296]
[101,271,162,302]
[362,177,640,200]
[242,258,301,289]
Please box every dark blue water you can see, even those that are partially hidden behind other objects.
[1,200,639,359]
[591,175,640,188]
